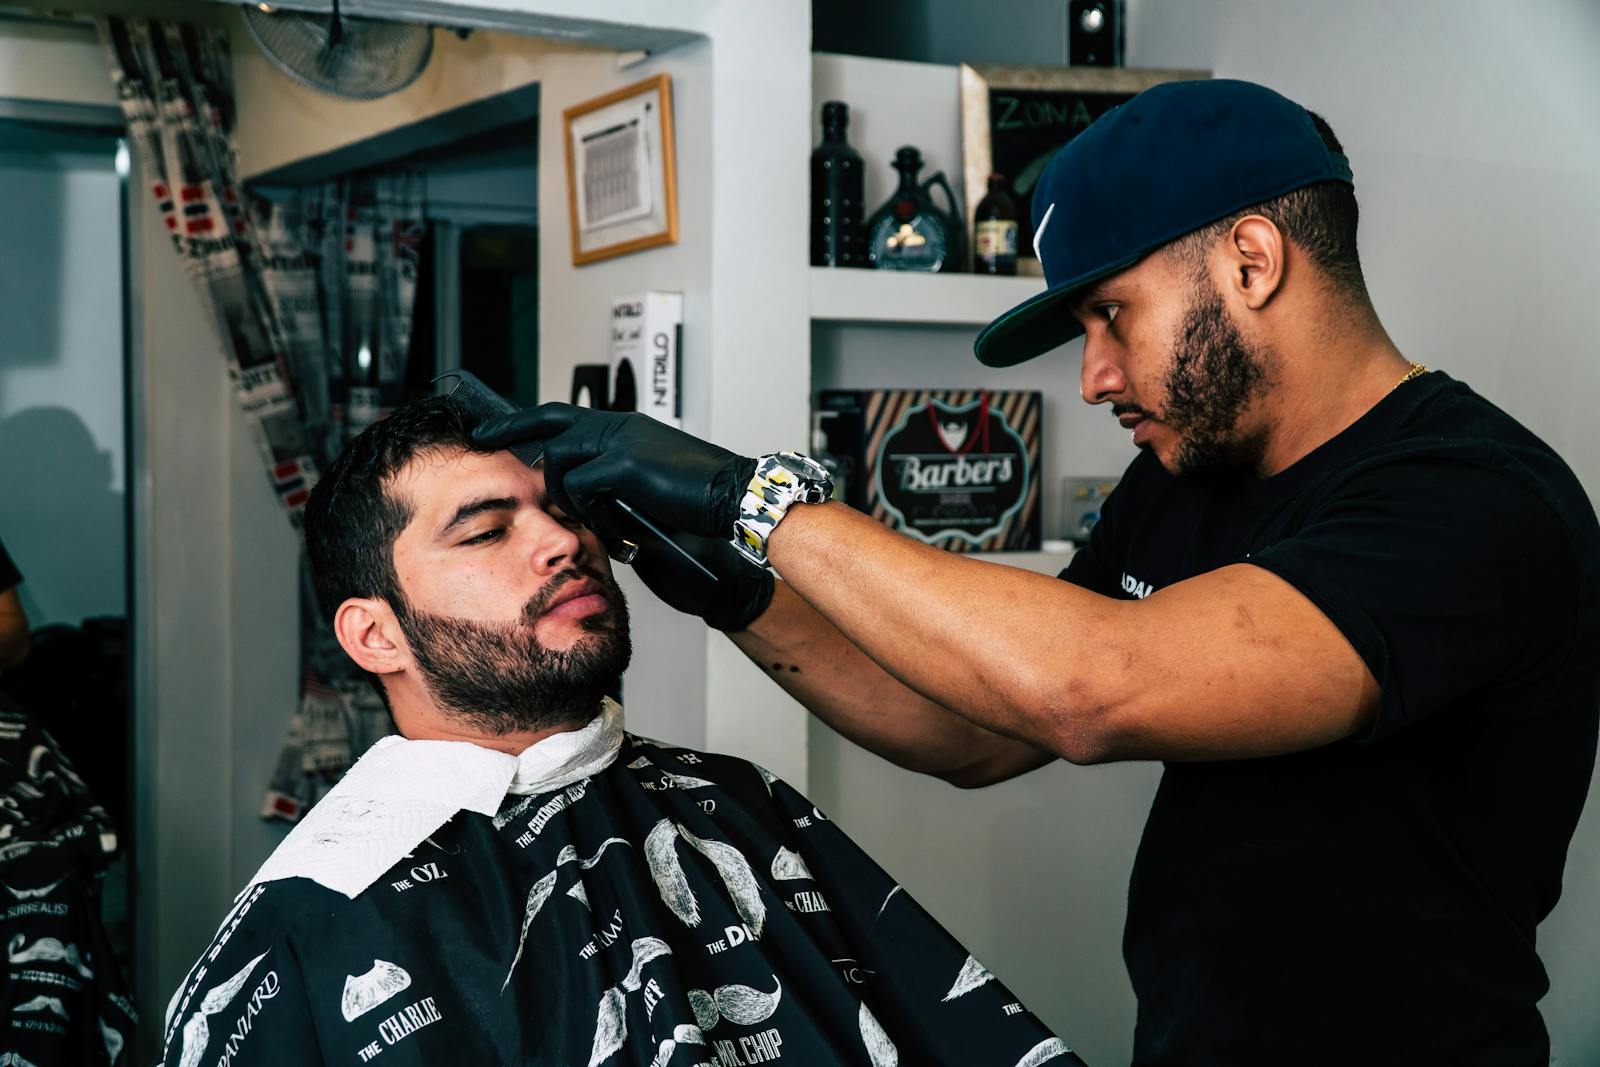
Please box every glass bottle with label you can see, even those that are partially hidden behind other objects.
[973,173,1019,275]
[810,101,866,267]
[865,146,963,272]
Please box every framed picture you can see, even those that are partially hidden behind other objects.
[959,65,1207,273]
[564,73,679,266]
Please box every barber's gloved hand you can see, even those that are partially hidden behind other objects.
[473,404,755,540]
[615,513,775,632]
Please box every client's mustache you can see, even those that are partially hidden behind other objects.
[521,566,614,624]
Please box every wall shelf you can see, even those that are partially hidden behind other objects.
[810,267,1044,327]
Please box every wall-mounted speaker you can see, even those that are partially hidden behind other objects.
[1068,0,1124,67]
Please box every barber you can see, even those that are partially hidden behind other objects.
[479,80,1600,1065]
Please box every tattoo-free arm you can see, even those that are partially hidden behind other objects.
[766,501,1379,764]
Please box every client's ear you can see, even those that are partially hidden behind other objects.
[334,597,407,676]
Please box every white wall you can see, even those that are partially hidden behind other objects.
[0,19,121,109]
[533,46,716,753]
[0,142,126,627]
[232,21,567,181]
[531,1,814,783]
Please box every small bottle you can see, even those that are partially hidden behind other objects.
[973,173,1019,275]
[866,146,957,272]
[810,101,866,267]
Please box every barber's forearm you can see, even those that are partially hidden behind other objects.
[765,501,1119,761]
[731,580,1051,785]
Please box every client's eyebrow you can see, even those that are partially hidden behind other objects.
[436,496,518,540]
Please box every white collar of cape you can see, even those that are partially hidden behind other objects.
[246,697,626,899]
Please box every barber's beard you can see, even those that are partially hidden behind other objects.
[1162,285,1275,482]
[393,568,632,737]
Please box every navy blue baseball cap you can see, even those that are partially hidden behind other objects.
[974,79,1353,367]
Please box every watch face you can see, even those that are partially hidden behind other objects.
[775,453,829,482]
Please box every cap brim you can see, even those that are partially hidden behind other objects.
[973,252,1144,367]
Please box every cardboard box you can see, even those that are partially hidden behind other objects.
[817,388,1041,552]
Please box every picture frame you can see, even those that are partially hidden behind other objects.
[564,73,679,266]
[959,65,1208,273]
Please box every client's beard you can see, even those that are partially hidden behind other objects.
[392,567,632,736]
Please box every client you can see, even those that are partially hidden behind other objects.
[159,397,1083,1067]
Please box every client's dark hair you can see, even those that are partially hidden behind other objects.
[303,397,478,623]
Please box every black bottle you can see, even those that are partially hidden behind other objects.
[810,101,866,267]
[973,173,1019,275]
[866,146,963,272]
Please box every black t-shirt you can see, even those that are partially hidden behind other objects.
[0,536,19,593]
[1062,371,1600,1066]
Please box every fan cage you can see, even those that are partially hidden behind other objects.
[242,5,435,102]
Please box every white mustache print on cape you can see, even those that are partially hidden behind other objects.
[1015,1038,1075,1066]
[1,876,63,900]
[686,975,782,1033]
[558,837,632,869]
[942,954,996,1002]
[644,820,766,936]
[341,959,411,1021]
[13,995,66,1019]
[586,938,674,1067]
[647,1025,708,1067]
[100,1017,124,1065]
[177,951,268,1067]
[770,846,813,881]
[501,869,558,992]
[859,1001,898,1067]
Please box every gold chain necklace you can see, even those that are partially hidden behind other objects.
[1395,360,1428,388]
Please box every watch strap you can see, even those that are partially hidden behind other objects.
[732,452,832,566]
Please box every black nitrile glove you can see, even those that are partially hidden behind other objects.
[623,517,775,633]
[474,404,756,540]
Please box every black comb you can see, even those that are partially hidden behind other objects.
[433,370,717,582]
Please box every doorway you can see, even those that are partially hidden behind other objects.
[0,112,137,992]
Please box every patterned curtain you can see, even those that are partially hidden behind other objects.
[99,18,426,820]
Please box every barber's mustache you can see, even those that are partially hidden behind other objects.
[521,566,614,624]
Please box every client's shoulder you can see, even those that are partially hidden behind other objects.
[622,734,801,801]
[248,733,514,901]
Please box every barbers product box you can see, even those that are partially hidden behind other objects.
[816,388,1042,552]
[609,291,682,425]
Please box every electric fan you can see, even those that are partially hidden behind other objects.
[242,0,434,101]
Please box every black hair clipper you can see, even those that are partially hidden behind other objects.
[433,370,716,582]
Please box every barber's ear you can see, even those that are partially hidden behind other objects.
[334,598,408,676]
[1225,215,1286,310]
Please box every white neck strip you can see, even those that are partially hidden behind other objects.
[247,699,624,899]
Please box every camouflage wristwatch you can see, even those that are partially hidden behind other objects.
[732,452,834,568]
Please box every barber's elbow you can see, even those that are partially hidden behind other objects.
[940,761,1006,790]
[1037,682,1123,767]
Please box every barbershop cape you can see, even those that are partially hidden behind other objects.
[159,701,1083,1067]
